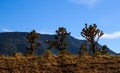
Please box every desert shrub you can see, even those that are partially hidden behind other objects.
[13,52,23,59]
[95,51,102,55]
[58,50,71,56]
[44,50,52,56]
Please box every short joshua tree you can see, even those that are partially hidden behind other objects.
[46,27,70,55]
[26,30,41,55]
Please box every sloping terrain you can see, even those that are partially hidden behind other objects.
[0,55,120,73]
[0,32,118,55]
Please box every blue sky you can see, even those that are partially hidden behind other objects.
[0,0,120,53]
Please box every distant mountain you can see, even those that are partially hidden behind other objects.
[0,32,118,55]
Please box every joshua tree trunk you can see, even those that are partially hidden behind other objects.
[91,39,95,55]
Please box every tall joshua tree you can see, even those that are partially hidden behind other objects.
[26,30,41,55]
[81,24,104,55]
[46,27,70,54]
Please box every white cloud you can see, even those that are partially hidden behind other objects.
[37,30,54,35]
[69,0,102,6]
[1,28,13,32]
[102,32,120,39]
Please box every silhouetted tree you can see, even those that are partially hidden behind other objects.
[26,30,41,55]
[102,45,108,54]
[46,27,70,55]
[81,24,104,55]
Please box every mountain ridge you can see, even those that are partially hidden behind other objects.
[0,32,118,55]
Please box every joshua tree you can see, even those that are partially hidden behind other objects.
[81,24,104,55]
[26,30,41,55]
[102,45,108,54]
[46,27,70,55]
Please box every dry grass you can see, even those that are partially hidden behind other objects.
[0,54,119,73]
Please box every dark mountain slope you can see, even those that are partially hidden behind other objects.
[0,32,118,55]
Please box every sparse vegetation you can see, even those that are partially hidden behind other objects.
[0,24,119,73]
[0,55,119,73]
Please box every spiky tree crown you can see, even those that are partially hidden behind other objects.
[81,24,104,42]
[26,30,41,55]
[46,27,70,54]
[81,24,104,54]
